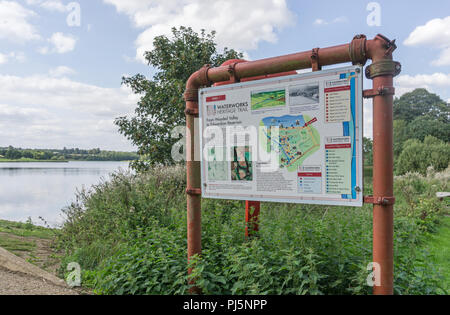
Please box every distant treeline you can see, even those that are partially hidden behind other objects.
[0,146,139,161]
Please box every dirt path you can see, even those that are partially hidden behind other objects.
[0,221,85,295]
[0,267,78,295]
[0,232,61,274]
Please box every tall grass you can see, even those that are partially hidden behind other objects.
[57,165,449,295]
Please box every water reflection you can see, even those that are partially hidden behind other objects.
[0,161,129,227]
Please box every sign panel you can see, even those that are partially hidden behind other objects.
[199,66,364,207]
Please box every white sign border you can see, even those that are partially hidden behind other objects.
[198,65,364,207]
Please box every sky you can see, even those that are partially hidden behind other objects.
[0,0,449,151]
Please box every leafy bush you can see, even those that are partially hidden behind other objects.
[58,166,448,295]
[396,136,450,175]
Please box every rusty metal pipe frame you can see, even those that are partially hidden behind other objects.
[185,34,399,295]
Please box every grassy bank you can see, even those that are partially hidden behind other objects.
[0,220,61,273]
[55,165,449,295]
[422,216,450,293]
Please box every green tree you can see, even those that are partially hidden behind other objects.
[393,88,449,123]
[407,115,450,143]
[393,120,409,158]
[393,89,449,159]
[5,146,22,159]
[115,26,243,171]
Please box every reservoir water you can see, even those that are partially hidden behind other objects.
[0,161,130,227]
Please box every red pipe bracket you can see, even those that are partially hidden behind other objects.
[364,196,396,206]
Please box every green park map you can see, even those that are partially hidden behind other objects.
[260,114,320,172]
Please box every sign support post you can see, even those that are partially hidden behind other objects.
[364,35,401,295]
[184,34,400,295]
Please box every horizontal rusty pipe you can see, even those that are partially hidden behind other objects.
[185,34,398,295]
[187,36,368,90]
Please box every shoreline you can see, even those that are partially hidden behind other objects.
[0,159,135,163]
[0,160,69,163]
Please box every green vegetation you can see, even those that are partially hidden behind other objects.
[115,27,243,171]
[0,219,56,239]
[396,136,450,175]
[422,217,450,293]
[392,89,449,161]
[56,165,449,295]
[364,88,450,176]
[0,236,36,253]
[0,146,138,162]
[0,219,61,272]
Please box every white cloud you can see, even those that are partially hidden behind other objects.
[0,1,40,42]
[104,0,295,63]
[313,19,326,26]
[404,16,450,48]
[39,32,77,54]
[0,52,26,65]
[432,47,450,66]
[404,16,450,66]
[48,66,76,77]
[26,0,68,12]
[40,0,68,12]
[313,16,348,26]
[394,72,450,97]
[50,32,76,53]
[0,103,46,123]
[0,73,140,150]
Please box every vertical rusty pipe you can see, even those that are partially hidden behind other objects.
[372,75,394,295]
[185,65,211,294]
[367,35,398,295]
[186,116,202,294]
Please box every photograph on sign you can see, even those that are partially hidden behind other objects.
[199,66,363,207]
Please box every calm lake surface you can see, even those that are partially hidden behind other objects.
[0,161,130,227]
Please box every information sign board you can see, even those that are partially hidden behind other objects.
[199,66,364,207]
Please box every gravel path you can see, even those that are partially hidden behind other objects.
[0,267,78,295]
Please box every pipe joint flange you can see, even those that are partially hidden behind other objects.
[227,63,241,83]
[184,107,199,117]
[310,48,321,71]
[365,60,401,79]
[375,34,398,56]
[350,34,368,66]
[198,64,212,87]
[183,88,199,102]
[186,188,202,196]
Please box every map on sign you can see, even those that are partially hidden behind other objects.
[260,114,320,172]
[199,66,363,207]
